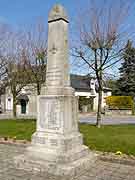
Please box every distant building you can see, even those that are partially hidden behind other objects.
[71,74,111,112]
[0,74,111,116]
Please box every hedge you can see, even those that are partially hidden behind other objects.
[105,96,133,109]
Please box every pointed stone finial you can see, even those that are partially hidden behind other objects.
[48,4,69,23]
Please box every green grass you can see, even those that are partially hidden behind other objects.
[0,119,36,141]
[0,119,135,155]
[79,123,135,155]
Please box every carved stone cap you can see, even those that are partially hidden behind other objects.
[48,4,69,23]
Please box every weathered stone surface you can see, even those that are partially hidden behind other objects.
[36,95,78,133]
[48,4,69,23]
[1,144,135,180]
[46,4,70,89]
[15,152,96,177]
[14,4,96,177]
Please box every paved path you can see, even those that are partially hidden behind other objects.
[0,144,135,180]
[79,114,135,125]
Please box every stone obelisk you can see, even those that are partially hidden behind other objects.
[15,4,96,177]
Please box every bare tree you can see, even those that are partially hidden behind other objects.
[7,61,29,117]
[1,20,47,117]
[72,0,131,127]
[0,24,13,95]
[5,32,30,118]
[24,20,47,95]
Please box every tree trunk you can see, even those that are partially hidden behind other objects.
[37,83,41,95]
[96,49,103,128]
[13,94,17,118]
[96,88,102,128]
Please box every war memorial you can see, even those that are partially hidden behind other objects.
[14,4,96,177]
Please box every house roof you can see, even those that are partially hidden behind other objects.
[70,74,112,92]
[2,73,111,95]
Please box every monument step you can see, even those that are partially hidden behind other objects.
[25,144,90,163]
[32,132,83,152]
[14,151,97,177]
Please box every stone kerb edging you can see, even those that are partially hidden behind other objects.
[0,137,30,147]
[99,152,135,166]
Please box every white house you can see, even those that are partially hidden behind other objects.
[71,74,111,112]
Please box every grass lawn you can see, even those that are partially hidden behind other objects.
[0,119,135,155]
[0,119,36,141]
[79,123,135,155]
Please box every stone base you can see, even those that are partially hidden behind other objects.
[30,132,87,162]
[14,86,98,177]
[14,150,97,177]
[14,132,97,177]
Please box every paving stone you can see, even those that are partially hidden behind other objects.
[0,144,135,180]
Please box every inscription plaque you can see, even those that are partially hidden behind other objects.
[39,97,64,131]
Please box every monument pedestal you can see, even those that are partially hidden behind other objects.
[15,94,97,177]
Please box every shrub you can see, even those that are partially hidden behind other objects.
[106,96,133,109]
[79,97,91,106]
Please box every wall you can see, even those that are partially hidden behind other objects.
[27,95,37,116]
[93,91,112,111]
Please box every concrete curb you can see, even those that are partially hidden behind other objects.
[0,140,29,147]
[99,155,135,166]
